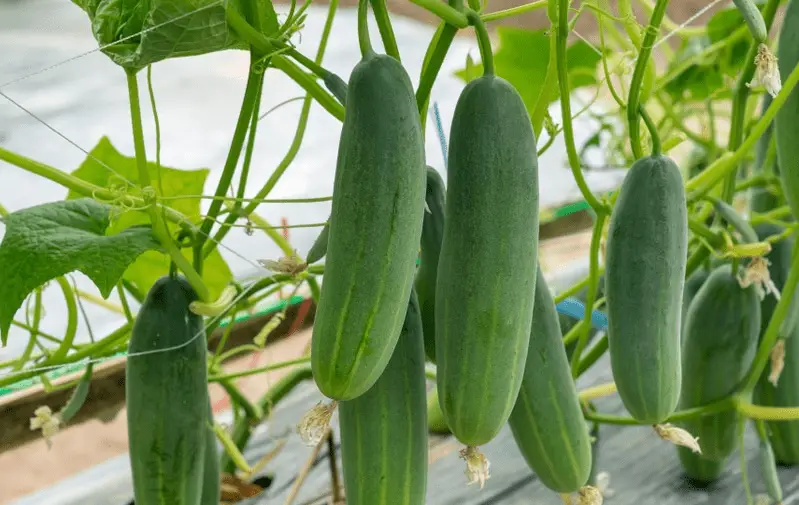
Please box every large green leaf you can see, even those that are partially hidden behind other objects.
[0,199,160,344]
[66,137,233,300]
[454,27,602,137]
[70,0,281,70]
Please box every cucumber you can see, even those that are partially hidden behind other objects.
[732,0,768,42]
[338,290,428,504]
[435,72,539,447]
[201,405,221,505]
[677,265,760,476]
[126,275,210,505]
[311,50,426,401]
[416,166,446,363]
[775,0,799,219]
[681,268,710,345]
[754,224,799,464]
[508,266,592,494]
[427,384,451,434]
[605,154,688,424]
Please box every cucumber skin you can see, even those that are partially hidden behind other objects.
[435,74,539,447]
[126,275,209,505]
[508,267,592,494]
[605,154,688,424]
[754,223,799,465]
[311,52,426,401]
[678,265,760,467]
[416,166,446,363]
[776,0,799,218]
[681,268,710,345]
[201,404,221,505]
[338,290,428,505]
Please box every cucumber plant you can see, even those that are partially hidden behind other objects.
[6,0,799,502]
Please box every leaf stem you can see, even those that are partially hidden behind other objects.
[15,289,42,371]
[125,70,210,302]
[408,0,469,27]
[482,0,547,21]
[626,0,668,160]
[737,399,799,421]
[638,105,661,156]
[370,0,401,60]
[208,356,311,382]
[466,10,494,76]
[416,21,459,130]
[358,0,374,57]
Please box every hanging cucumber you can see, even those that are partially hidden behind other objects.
[775,0,799,219]
[310,2,426,401]
[416,166,446,362]
[681,268,710,344]
[126,275,210,505]
[508,266,592,494]
[605,154,688,424]
[338,290,428,505]
[201,404,221,505]
[676,265,761,481]
[435,14,539,448]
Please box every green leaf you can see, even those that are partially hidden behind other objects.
[0,199,160,344]
[454,27,601,136]
[66,137,233,300]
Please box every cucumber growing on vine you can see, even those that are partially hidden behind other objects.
[605,154,688,424]
[311,48,426,401]
[416,166,446,362]
[775,0,799,219]
[338,290,428,505]
[435,70,539,447]
[677,265,761,481]
[126,275,210,505]
[508,266,592,494]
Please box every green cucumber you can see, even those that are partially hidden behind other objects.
[732,0,768,42]
[126,275,210,505]
[311,50,426,401]
[323,72,348,106]
[677,265,760,477]
[681,268,710,344]
[760,438,784,501]
[427,384,451,434]
[435,72,539,447]
[338,290,428,504]
[416,166,446,363]
[201,405,221,505]
[605,154,688,424]
[508,266,592,494]
[710,197,758,243]
[754,224,799,464]
[775,0,799,220]
[306,221,329,264]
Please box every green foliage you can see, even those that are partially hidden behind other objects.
[65,137,232,300]
[0,198,160,344]
[454,27,601,135]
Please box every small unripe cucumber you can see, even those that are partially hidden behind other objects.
[732,0,768,42]
[508,266,592,494]
[605,154,688,424]
[311,51,426,401]
[415,166,446,363]
[435,73,539,446]
[338,290,428,505]
[677,265,760,469]
[126,275,210,505]
[775,0,799,218]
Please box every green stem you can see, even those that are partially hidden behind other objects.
[741,242,799,392]
[408,0,469,27]
[146,65,163,195]
[233,75,264,218]
[467,10,494,76]
[15,289,43,371]
[370,0,401,60]
[208,356,311,382]
[738,415,754,505]
[417,22,459,130]
[272,56,344,121]
[219,379,262,420]
[49,277,78,362]
[627,0,669,160]
[656,93,714,149]
[575,333,608,377]
[571,213,606,376]
[584,397,735,425]
[722,0,780,203]
[638,105,661,156]
[125,70,209,301]
[482,0,546,22]
[194,58,263,272]
[552,0,607,213]
[358,0,374,56]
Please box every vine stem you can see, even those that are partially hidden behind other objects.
[551,0,608,213]
[737,400,799,421]
[570,212,606,376]
[408,0,469,27]
[584,397,735,425]
[370,0,401,60]
[483,0,546,21]
[467,10,494,75]
[627,0,669,160]
[358,0,374,57]
[193,57,263,273]
[125,70,209,302]
[416,19,459,130]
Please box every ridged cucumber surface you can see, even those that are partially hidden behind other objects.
[416,166,446,363]
[435,73,539,447]
[311,51,426,401]
[605,154,688,424]
[677,265,760,472]
[126,275,210,505]
[508,267,592,494]
[338,290,428,505]
[201,404,221,505]
[775,0,799,218]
